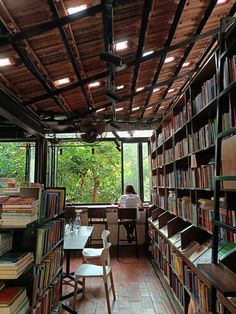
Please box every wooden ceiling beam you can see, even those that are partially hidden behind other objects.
[139,0,187,119]
[48,0,93,110]
[128,0,154,117]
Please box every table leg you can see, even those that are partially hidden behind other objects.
[63,250,75,281]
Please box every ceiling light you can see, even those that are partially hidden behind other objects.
[100,52,124,66]
[89,81,100,88]
[146,106,153,110]
[183,62,190,67]
[136,87,144,92]
[168,88,175,93]
[54,77,70,86]
[115,40,128,51]
[142,50,154,57]
[116,107,124,112]
[0,58,14,67]
[217,0,228,4]
[116,85,125,90]
[164,56,175,64]
[132,106,140,111]
[153,87,160,93]
[67,4,87,15]
[96,108,105,113]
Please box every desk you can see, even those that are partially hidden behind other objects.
[62,226,93,314]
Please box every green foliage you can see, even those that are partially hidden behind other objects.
[57,142,121,203]
[0,143,26,182]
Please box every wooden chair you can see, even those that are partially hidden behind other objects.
[87,207,108,245]
[73,243,115,314]
[82,230,110,262]
[117,207,139,260]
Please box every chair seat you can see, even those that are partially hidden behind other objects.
[82,248,103,258]
[75,264,111,278]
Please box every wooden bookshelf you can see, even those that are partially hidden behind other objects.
[148,18,236,314]
[0,185,66,314]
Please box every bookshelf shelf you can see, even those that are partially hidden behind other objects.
[198,264,236,297]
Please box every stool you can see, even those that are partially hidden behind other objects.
[87,207,108,245]
[117,207,138,260]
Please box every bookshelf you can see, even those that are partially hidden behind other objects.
[148,17,236,314]
[0,183,66,313]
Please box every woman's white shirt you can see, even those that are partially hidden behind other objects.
[118,193,142,219]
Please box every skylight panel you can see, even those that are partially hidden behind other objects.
[67,4,87,15]
[115,41,128,51]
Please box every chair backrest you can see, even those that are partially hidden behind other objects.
[87,207,107,220]
[118,207,137,220]
[100,242,112,274]
[101,230,110,248]
[65,206,76,223]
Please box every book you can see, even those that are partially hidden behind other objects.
[218,241,236,260]
[181,241,201,258]
[193,247,212,266]
[0,287,27,314]
[0,252,28,266]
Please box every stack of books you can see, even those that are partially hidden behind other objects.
[0,286,29,313]
[0,252,34,279]
[0,196,39,227]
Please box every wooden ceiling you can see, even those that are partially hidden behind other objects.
[0,0,235,136]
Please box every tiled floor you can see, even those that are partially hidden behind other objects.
[62,248,175,314]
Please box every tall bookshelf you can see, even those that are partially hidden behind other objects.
[148,17,236,314]
[0,184,65,313]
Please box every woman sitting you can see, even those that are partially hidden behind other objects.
[118,185,143,242]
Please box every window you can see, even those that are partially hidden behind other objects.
[142,143,150,201]
[0,142,35,183]
[56,142,121,203]
[123,143,140,194]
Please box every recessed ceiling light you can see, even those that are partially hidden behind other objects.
[132,106,140,111]
[0,58,14,67]
[142,50,154,57]
[96,108,105,113]
[67,4,87,15]
[217,0,228,4]
[168,88,175,93]
[153,87,160,93]
[164,56,175,64]
[115,40,128,51]
[116,84,125,90]
[136,87,144,92]
[54,77,70,86]
[89,81,100,88]
[116,107,124,112]
[183,62,190,67]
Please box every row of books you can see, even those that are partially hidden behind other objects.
[175,137,188,160]
[173,108,187,132]
[36,219,64,264]
[32,276,61,314]
[163,122,172,140]
[165,147,174,163]
[170,272,185,306]
[39,188,65,221]
[192,119,216,152]
[190,162,215,189]
[192,74,216,115]
[223,55,236,88]
[34,247,62,301]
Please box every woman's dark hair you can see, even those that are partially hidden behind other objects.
[125,185,136,194]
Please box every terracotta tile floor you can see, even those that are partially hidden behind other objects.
[62,248,175,314]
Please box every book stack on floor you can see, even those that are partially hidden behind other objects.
[0,252,34,279]
[0,286,29,314]
[0,196,39,227]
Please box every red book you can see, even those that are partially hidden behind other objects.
[0,287,24,305]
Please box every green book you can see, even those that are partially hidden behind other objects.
[219,241,236,260]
